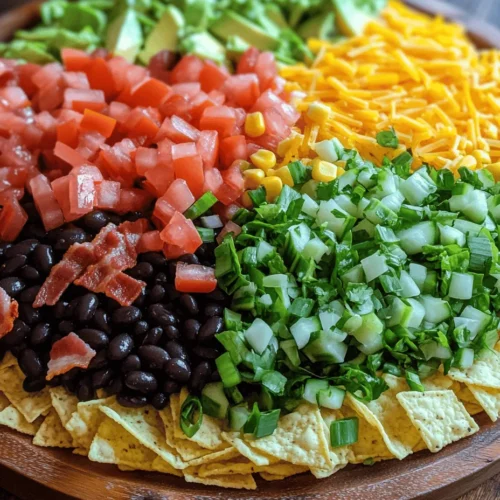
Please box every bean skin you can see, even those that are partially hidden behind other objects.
[108,334,134,361]
[75,293,99,322]
[165,358,191,382]
[112,306,142,325]
[124,371,158,394]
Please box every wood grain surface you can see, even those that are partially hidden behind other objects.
[0,1,499,499]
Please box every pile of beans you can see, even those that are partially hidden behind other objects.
[0,198,227,409]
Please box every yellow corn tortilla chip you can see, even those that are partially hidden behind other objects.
[422,373,455,390]
[0,405,42,435]
[221,432,277,466]
[0,392,9,410]
[73,448,88,456]
[346,374,421,459]
[0,352,17,372]
[452,384,484,415]
[466,385,500,422]
[396,390,479,452]
[88,416,158,471]
[170,388,224,450]
[49,387,79,428]
[183,472,257,490]
[99,402,186,470]
[259,472,286,481]
[185,446,240,467]
[0,365,51,422]
[150,456,184,476]
[448,343,500,389]
[249,403,332,469]
[33,409,74,448]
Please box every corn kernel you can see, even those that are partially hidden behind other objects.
[274,166,294,187]
[245,112,266,138]
[241,191,253,208]
[459,155,477,170]
[261,176,283,202]
[236,160,252,172]
[243,168,265,189]
[251,150,276,172]
[306,102,331,124]
[312,159,338,182]
[472,150,491,167]
[486,162,500,181]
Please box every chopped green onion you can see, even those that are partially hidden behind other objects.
[243,403,281,439]
[184,192,218,219]
[180,395,203,438]
[405,371,424,392]
[216,352,241,388]
[196,226,215,243]
[376,128,398,148]
[330,417,359,447]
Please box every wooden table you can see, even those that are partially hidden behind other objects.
[0,0,499,498]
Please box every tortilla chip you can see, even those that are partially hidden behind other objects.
[448,345,500,389]
[170,389,224,450]
[99,402,186,469]
[0,392,9,410]
[150,456,183,476]
[33,409,74,448]
[221,432,277,466]
[422,373,455,390]
[466,385,500,422]
[0,405,42,435]
[396,390,479,452]
[73,448,88,456]
[259,472,286,481]
[249,403,332,469]
[49,387,79,428]
[183,472,257,490]
[186,446,241,467]
[0,352,17,372]
[0,365,51,422]
[88,416,158,471]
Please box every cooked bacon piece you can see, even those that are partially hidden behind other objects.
[104,272,145,306]
[46,332,96,380]
[33,243,96,307]
[0,287,18,339]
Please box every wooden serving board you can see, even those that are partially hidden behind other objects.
[0,1,499,499]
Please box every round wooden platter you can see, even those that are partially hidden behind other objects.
[0,1,500,499]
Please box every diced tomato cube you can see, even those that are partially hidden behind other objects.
[160,211,202,254]
[85,57,116,100]
[171,82,201,99]
[153,198,175,225]
[99,138,136,182]
[216,220,242,245]
[237,47,260,74]
[203,168,224,195]
[95,180,121,210]
[254,52,278,91]
[156,115,200,143]
[32,63,63,89]
[200,61,229,93]
[219,135,248,169]
[116,188,153,214]
[208,90,226,106]
[251,89,300,126]
[172,143,204,198]
[0,87,29,110]
[70,164,103,182]
[36,84,64,112]
[17,63,41,98]
[170,55,204,84]
[80,109,117,138]
[160,94,192,121]
[129,77,172,108]
[212,202,241,222]
[147,50,176,83]
[161,178,196,214]
[197,130,219,170]
[137,230,163,253]
[144,164,175,197]
[199,106,236,138]
[175,262,217,293]
[135,147,158,175]
[54,142,86,168]
[222,164,245,192]
[68,174,95,215]
[61,71,90,90]
[157,138,173,167]
[223,74,260,109]
[107,101,131,129]
[76,131,106,161]
[63,88,105,111]
[56,120,79,148]
[52,176,80,222]
[125,108,160,142]
[214,183,242,206]
[163,243,188,260]
[30,174,65,230]
[62,48,91,72]
[0,194,28,241]
[189,92,216,126]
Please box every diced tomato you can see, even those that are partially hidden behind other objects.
[0,194,27,241]
[46,332,96,380]
[251,89,300,126]
[85,57,116,100]
[107,101,131,129]
[222,163,245,192]
[161,178,196,214]
[153,198,175,225]
[199,106,236,138]
[157,138,173,166]
[77,131,106,160]
[54,141,86,168]
[254,52,278,91]
[144,164,175,197]
[147,50,177,83]
[52,176,79,222]
[61,48,91,72]
[175,262,217,293]
[95,180,121,210]
[125,108,160,142]
[71,164,103,182]
[135,147,158,175]
[32,62,63,89]
[163,243,188,260]
[212,202,241,222]
[160,94,192,121]
[68,174,95,215]
[129,77,172,108]
[63,88,105,111]
[223,74,260,109]
[61,71,90,90]
[80,108,117,138]
[237,47,260,74]
[208,90,226,106]
[203,168,224,195]
[17,63,41,98]
[0,87,30,110]
[116,188,153,214]
[99,138,136,183]
[156,115,200,143]
[200,61,229,93]
[216,220,242,245]
[160,211,202,254]
[56,120,79,148]
[197,130,219,169]
[214,183,242,206]
[30,174,65,230]
[219,135,248,169]
[170,55,204,84]
[0,287,18,340]
[189,92,215,125]
[137,230,163,253]
[36,83,64,112]
[172,143,204,198]
[172,82,201,99]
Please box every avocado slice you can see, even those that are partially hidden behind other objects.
[106,8,143,63]
[226,35,250,61]
[138,5,184,65]
[264,5,289,29]
[333,0,373,37]
[210,11,279,52]
[179,32,226,64]
[298,12,337,41]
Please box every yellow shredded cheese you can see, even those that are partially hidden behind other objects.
[280,0,500,170]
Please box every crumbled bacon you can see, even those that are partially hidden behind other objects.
[104,272,146,306]
[0,287,18,339]
[46,332,96,380]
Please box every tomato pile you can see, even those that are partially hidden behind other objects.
[0,47,299,258]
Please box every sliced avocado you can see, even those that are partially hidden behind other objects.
[298,12,337,41]
[138,5,184,65]
[179,32,226,64]
[333,0,373,37]
[264,5,289,29]
[210,11,279,52]
[106,9,143,63]
[226,35,250,61]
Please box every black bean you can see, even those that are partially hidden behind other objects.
[205,289,227,303]
[167,261,177,280]
[93,308,111,334]
[50,334,62,346]
[147,304,177,327]
[148,284,165,304]
[180,294,199,315]
[142,327,163,346]
[54,301,70,319]
[0,255,27,277]
[5,239,38,259]
[164,283,180,301]
[75,293,99,323]
[0,277,25,297]
[121,354,141,374]
[18,285,41,303]
[198,317,224,344]
[19,266,40,281]
[112,306,142,325]
[210,371,221,382]
[77,329,109,350]
[32,244,54,275]
[58,320,75,335]
[106,377,123,396]
[154,272,168,284]
[163,325,180,341]
[117,393,148,408]
[10,343,27,357]
[133,288,147,307]
[203,303,223,318]
[22,223,46,241]
[178,254,199,265]
[124,211,144,222]
[23,377,46,393]
[108,333,134,361]
[192,345,220,360]
[77,378,94,402]
[129,262,154,281]
[62,369,80,393]
[151,392,168,410]
[88,350,108,371]
[108,213,122,226]
[18,349,44,378]
[54,228,88,252]
[18,303,41,326]
[141,252,167,268]
[138,345,170,371]
[164,341,188,361]
[165,358,191,382]
[92,368,114,389]
[47,375,61,387]
[0,242,12,258]
[30,323,51,346]
[82,211,109,233]
[189,361,212,393]
[124,371,158,393]
[134,320,149,337]
[163,380,181,394]
[182,319,201,343]
[4,320,29,347]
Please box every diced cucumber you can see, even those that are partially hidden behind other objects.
[453,317,481,338]
[290,316,321,349]
[449,272,474,300]
[397,221,437,255]
[334,194,359,217]
[245,318,274,354]
[351,312,384,345]
[399,270,420,298]
[381,191,405,213]
[363,198,398,226]
[353,219,375,238]
[453,218,483,236]
[303,379,328,404]
[319,309,341,332]
[202,382,229,419]
[317,200,356,238]
[454,347,474,369]
[303,237,330,263]
[317,386,345,409]
[263,274,288,288]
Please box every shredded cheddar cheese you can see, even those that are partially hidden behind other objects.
[280,1,500,172]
